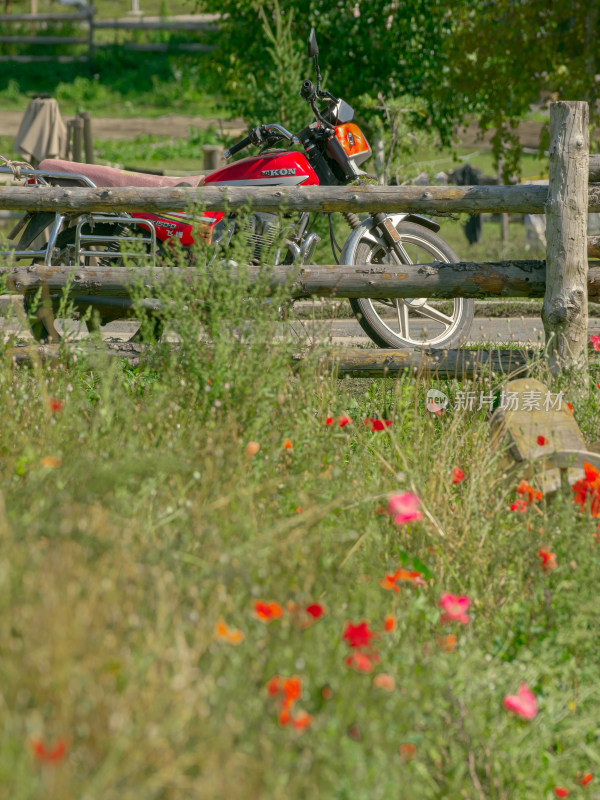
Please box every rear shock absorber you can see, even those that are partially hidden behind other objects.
[342,211,361,230]
[99,223,130,267]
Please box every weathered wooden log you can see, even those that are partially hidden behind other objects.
[5,261,600,300]
[588,235,600,259]
[4,184,600,215]
[320,347,534,379]
[542,101,589,367]
[0,11,91,22]
[3,339,534,378]
[0,35,88,44]
[93,19,219,31]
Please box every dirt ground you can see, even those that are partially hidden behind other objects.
[0,111,245,140]
[0,109,545,147]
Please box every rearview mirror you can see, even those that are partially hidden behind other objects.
[308,28,319,58]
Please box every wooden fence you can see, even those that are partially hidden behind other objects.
[0,101,596,376]
[0,7,218,62]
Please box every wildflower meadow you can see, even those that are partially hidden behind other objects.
[1,266,600,800]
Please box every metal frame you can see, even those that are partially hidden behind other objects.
[0,166,158,267]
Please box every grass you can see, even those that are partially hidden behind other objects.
[1,231,600,798]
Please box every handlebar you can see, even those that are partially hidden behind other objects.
[224,124,299,161]
[223,134,253,161]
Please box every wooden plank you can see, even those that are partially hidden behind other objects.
[4,262,600,300]
[0,35,87,44]
[2,340,533,378]
[2,184,597,215]
[0,11,91,21]
[0,55,88,62]
[116,42,214,52]
[489,376,589,493]
[93,19,218,31]
[588,235,600,259]
[590,154,600,182]
[313,347,533,379]
[542,101,589,366]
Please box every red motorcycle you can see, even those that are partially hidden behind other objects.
[7,28,473,348]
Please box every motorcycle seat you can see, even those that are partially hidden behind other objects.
[38,159,205,188]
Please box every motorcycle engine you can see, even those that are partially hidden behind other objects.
[241,212,297,264]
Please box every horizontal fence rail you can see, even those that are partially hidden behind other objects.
[3,261,600,300]
[1,184,600,215]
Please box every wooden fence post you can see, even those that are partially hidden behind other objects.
[542,101,589,371]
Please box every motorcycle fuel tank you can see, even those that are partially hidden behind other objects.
[204,149,319,186]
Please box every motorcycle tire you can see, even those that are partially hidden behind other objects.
[348,221,474,350]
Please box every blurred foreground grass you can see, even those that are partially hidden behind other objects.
[1,260,600,799]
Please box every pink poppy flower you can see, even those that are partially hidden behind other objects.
[503,682,538,720]
[387,492,422,524]
[439,593,470,624]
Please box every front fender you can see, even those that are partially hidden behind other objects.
[339,213,440,265]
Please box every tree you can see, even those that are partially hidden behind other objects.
[202,0,600,174]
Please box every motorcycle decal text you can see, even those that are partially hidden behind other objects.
[261,168,297,177]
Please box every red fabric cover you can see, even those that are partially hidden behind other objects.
[38,159,205,188]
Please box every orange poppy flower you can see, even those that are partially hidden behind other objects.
[373,672,395,691]
[254,601,283,621]
[379,568,426,592]
[538,549,557,573]
[516,481,542,503]
[292,710,312,730]
[32,739,66,763]
[283,439,293,450]
[384,614,396,632]
[436,634,457,652]
[215,619,244,645]
[40,456,62,468]
[399,742,416,761]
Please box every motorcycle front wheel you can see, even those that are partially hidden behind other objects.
[348,220,474,350]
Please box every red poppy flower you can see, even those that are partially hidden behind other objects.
[306,603,324,619]
[48,398,63,413]
[590,334,600,351]
[510,499,528,513]
[338,416,352,427]
[538,549,558,573]
[452,466,465,484]
[345,649,380,673]
[342,621,374,648]
[554,789,569,798]
[572,462,600,517]
[254,601,283,621]
[567,402,574,412]
[325,417,333,425]
[364,418,393,431]
[32,740,66,763]
[283,439,293,450]
[537,435,548,446]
